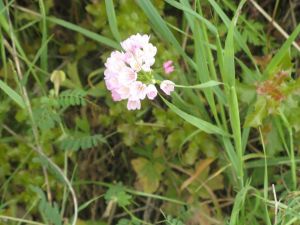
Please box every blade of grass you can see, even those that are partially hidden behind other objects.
[197,0,227,124]
[137,0,196,69]
[194,20,218,121]
[166,0,218,35]
[279,110,296,190]
[172,91,210,121]
[0,27,7,81]
[0,0,10,32]
[143,1,209,117]
[47,16,120,49]
[264,23,300,77]
[259,127,272,225]
[161,95,229,136]
[170,0,227,110]
[105,0,121,42]
[16,19,39,32]
[222,0,266,45]
[241,127,250,153]
[274,117,289,155]
[0,3,45,93]
[0,216,46,225]
[13,6,120,50]
[38,0,48,75]
[0,1,11,82]
[179,129,202,150]
[175,80,222,89]
[216,33,231,131]
[222,137,239,180]
[0,79,25,108]
[207,0,260,72]
[74,180,186,205]
[21,35,53,91]
[245,157,300,168]
[78,195,104,212]
[222,0,247,188]
[229,184,252,225]
[228,86,243,179]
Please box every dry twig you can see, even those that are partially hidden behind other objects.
[249,0,300,53]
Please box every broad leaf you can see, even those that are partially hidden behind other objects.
[244,97,267,127]
[104,183,132,207]
[131,155,165,193]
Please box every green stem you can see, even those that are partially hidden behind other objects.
[279,110,296,190]
[122,207,152,225]
[259,127,272,225]
[0,215,46,225]
[5,4,78,224]
[229,86,244,188]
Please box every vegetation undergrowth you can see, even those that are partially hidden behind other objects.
[0,0,300,224]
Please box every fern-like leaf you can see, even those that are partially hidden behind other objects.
[33,107,60,131]
[58,89,86,107]
[59,134,106,151]
[165,216,185,225]
[30,186,62,225]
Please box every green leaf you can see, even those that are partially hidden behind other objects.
[59,134,106,151]
[193,20,216,113]
[38,0,48,73]
[31,186,62,225]
[58,89,86,107]
[265,121,283,156]
[0,79,25,108]
[161,96,229,136]
[104,183,132,207]
[137,0,196,69]
[46,16,120,49]
[165,215,185,225]
[131,156,165,193]
[207,0,257,68]
[229,184,252,225]
[165,0,218,35]
[33,156,65,183]
[264,23,300,77]
[33,105,60,131]
[236,82,256,104]
[78,195,104,213]
[105,0,121,42]
[241,18,265,46]
[175,80,222,89]
[244,97,267,127]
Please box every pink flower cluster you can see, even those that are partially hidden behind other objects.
[163,60,174,74]
[104,34,175,110]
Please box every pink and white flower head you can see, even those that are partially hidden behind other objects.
[104,33,175,110]
[160,80,175,95]
[127,100,141,111]
[146,84,158,100]
[163,60,174,74]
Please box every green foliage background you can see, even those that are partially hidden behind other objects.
[1,0,300,224]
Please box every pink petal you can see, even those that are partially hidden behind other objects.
[160,80,175,95]
[146,84,157,100]
[127,100,141,110]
